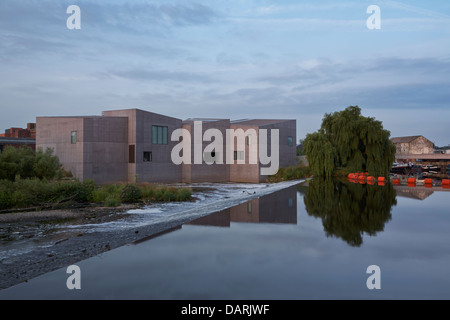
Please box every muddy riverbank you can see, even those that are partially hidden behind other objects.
[0,181,302,291]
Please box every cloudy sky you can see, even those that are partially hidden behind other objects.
[1,0,449,145]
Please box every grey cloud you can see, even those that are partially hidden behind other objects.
[111,68,216,83]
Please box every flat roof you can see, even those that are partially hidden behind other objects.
[0,137,36,144]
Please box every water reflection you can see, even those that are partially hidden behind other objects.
[303,179,397,247]
[187,186,298,228]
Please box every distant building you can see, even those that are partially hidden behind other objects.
[391,135,450,167]
[390,135,434,155]
[0,123,36,139]
[36,109,296,184]
[0,123,36,153]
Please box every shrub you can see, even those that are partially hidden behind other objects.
[120,184,142,203]
[104,195,121,207]
[0,146,62,181]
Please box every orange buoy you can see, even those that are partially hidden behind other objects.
[424,178,432,185]
[392,178,400,185]
[378,177,385,183]
[442,179,450,186]
[408,178,416,184]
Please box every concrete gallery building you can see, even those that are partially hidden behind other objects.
[36,109,296,184]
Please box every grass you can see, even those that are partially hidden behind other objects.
[0,179,193,211]
[268,163,312,182]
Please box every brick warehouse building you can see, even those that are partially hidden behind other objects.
[36,109,297,184]
[0,123,36,152]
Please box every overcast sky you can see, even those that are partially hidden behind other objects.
[1,0,449,145]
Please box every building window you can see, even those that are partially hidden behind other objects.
[247,201,252,213]
[247,135,252,145]
[129,145,135,164]
[152,126,168,145]
[143,151,152,162]
[71,131,77,144]
[288,136,293,147]
[234,150,244,161]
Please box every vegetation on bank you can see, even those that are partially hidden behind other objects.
[268,162,312,182]
[303,106,396,179]
[0,178,193,211]
[0,146,192,211]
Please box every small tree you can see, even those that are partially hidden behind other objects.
[0,146,62,181]
[304,106,396,178]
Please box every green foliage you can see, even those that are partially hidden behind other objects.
[104,195,121,207]
[139,184,192,202]
[120,184,142,203]
[303,178,397,247]
[0,179,97,210]
[0,177,192,210]
[268,164,311,182]
[0,146,62,181]
[303,106,396,178]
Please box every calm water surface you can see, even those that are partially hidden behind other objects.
[1,180,450,300]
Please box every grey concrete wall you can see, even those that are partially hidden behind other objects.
[105,109,183,183]
[82,117,128,184]
[182,119,230,183]
[229,124,260,183]
[36,117,85,181]
[258,120,297,182]
[102,109,137,182]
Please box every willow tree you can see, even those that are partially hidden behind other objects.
[303,106,396,177]
[303,179,396,247]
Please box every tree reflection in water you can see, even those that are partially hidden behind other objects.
[303,179,397,247]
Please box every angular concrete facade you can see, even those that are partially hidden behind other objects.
[37,116,129,184]
[36,109,297,184]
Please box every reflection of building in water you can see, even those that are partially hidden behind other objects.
[394,186,434,200]
[188,186,298,228]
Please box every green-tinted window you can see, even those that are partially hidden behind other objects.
[152,125,168,145]
[288,136,293,147]
[152,126,157,144]
[71,131,77,144]
[163,127,168,144]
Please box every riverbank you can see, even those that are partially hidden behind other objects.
[0,180,302,291]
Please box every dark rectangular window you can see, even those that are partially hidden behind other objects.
[143,151,152,162]
[129,145,135,164]
[152,125,168,145]
[71,131,77,144]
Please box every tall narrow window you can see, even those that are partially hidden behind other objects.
[71,131,77,144]
[152,125,169,145]
[129,145,135,164]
